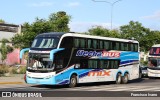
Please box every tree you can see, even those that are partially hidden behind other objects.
[88,26,109,36]
[120,21,151,51]
[12,11,71,48]
[88,26,120,38]
[49,11,71,32]
[0,19,5,23]
[0,39,8,63]
[140,31,160,51]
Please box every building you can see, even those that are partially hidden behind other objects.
[0,23,24,65]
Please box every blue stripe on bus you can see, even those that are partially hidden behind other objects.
[58,80,69,85]
[120,60,139,65]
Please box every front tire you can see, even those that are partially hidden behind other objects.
[116,73,122,84]
[69,75,77,88]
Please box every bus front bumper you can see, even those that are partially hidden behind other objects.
[148,72,160,77]
[26,76,56,85]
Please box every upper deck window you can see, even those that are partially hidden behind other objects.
[149,47,160,55]
[31,37,59,48]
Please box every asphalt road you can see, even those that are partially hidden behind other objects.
[0,78,160,91]
[0,78,160,99]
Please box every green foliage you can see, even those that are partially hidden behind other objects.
[0,19,5,23]
[12,11,71,48]
[11,68,18,74]
[120,21,147,40]
[0,39,8,62]
[120,21,160,51]
[88,26,120,38]
[0,66,9,76]
[19,66,26,74]
[7,45,14,53]
[0,39,14,63]
[140,59,148,66]
[88,21,160,52]
[49,11,71,32]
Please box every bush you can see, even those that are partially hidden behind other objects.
[0,65,26,76]
[19,66,26,74]
[0,65,9,76]
[11,67,19,74]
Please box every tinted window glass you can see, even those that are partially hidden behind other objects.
[88,39,92,49]
[104,41,110,50]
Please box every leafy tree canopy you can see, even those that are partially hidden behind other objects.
[0,19,5,23]
[12,11,71,48]
[88,21,160,52]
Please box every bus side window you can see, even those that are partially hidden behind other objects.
[113,60,120,69]
[156,48,160,54]
[112,41,116,50]
[104,41,110,50]
[121,43,125,51]
[99,40,104,49]
[134,44,138,51]
[80,59,88,68]
[88,60,98,69]
[88,39,92,49]
[74,38,79,48]
[99,60,104,69]
[93,39,98,49]
[80,38,86,48]
[124,43,128,51]
[55,59,63,69]
[60,37,73,48]
[116,42,120,50]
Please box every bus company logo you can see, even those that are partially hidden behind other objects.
[76,50,120,57]
[88,71,111,76]
[102,51,120,57]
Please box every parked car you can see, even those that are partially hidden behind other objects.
[141,66,148,77]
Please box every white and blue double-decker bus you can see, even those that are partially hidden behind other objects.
[20,32,140,87]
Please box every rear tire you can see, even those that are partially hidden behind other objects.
[116,73,122,84]
[69,75,77,88]
[122,73,129,84]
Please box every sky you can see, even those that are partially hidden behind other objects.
[0,0,160,32]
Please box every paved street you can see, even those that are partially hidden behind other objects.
[0,76,160,100]
[0,78,160,91]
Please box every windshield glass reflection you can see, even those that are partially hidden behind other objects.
[31,37,59,48]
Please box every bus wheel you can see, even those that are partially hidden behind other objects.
[69,75,77,88]
[116,73,122,84]
[122,73,129,84]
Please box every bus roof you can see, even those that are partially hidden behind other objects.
[36,32,65,38]
[36,32,139,43]
[152,44,160,47]
[63,33,139,43]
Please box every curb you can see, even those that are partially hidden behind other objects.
[0,82,24,85]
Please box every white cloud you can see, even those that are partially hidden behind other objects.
[69,22,119,33]
[29,2,53,7]
[140,10,160,21]
[67,2,80,7]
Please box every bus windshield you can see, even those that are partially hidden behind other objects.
[31,37,59,48]
[149,58,160,68]
[27,56,55,71]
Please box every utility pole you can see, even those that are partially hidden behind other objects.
[92,0,122,30]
